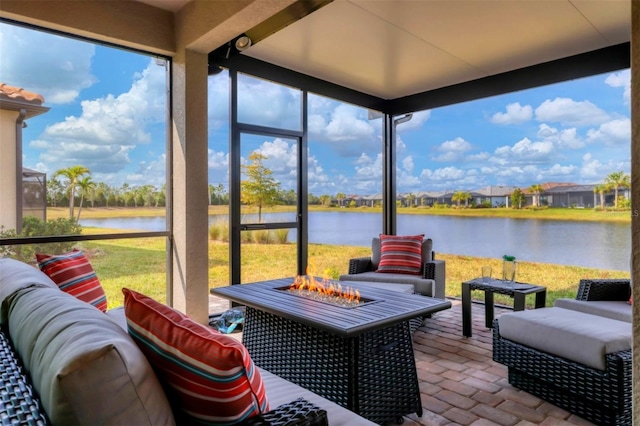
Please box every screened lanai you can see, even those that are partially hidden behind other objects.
[0,1,638,419]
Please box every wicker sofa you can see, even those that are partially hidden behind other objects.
[493,279,632,426]
[0,258,375,426]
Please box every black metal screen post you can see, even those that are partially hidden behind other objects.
[382,113,396,236]
[229,70,242,285]
[298,91,309,276]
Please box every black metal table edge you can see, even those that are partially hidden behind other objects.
[462,278,547,337]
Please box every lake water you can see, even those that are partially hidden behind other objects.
[80,211,631,271]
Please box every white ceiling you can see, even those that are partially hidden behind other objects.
[139,0,631,100]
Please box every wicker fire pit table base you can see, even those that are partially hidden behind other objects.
[244,307,418,425]
[212,278,452,425]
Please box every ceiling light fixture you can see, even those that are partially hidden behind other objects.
[235,35,252,51]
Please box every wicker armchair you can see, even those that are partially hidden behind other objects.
[339,237,446,299]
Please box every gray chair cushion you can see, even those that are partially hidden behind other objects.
[554,298,632,323]
[498,307,631,371]
[339,271,435,296]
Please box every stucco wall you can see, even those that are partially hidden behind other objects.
[0,109,18,231]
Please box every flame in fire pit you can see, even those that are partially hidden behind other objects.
[289,274,361,305]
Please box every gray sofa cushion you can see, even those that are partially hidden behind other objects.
[554,298,632,323]
[260,369,376,425]
[338,271,435,296]
[498,307,631,371]
[0,258,57,324]
[6,285,175,425]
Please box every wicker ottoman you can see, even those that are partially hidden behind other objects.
[493,307,632,426]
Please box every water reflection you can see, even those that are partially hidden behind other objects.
[81,212,630,271]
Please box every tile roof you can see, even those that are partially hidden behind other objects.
[0,83,45,105]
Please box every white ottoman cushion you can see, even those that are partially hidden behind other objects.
[553,298,632,323]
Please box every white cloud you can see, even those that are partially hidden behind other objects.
[432,137,472,162]
[580,153,604,180]
[466,152,491,162]
[29,59,166,174]
[491,102,532,125]
[537,124,584,149]
[586,118,631,146]
[324,104,376,141]
[308,101,379,156]
[249,138,299,190]
[401,156,414,173]
[493,137,555,164]
[605,70,630,105]
[124,154,167,187]
[208,150,229,170]
[546,163,577,178]
[535,97,609,127]
[0,23,96,104]
[339,153,381,193]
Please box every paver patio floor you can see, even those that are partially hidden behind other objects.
[209,295,595,426]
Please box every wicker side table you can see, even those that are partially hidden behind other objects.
[462,278,546,337]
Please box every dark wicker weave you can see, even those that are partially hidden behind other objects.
[245,398,328,426]
[576,279,631,301]
[243,307,422,425]
[492,322,631,425]
[492,278,633,425]
[0,328,48,426]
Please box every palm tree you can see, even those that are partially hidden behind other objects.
[593,184,609,210]
[46,177,64,207]
[528,184,544,207]
[95,182,111,207]
[452,191,470,207]
[53,165,90,219]
[510,188,525,209]
[76,176,96,221]
[406,193,415,207]
[605,171,630,209]
[336,192,346,207]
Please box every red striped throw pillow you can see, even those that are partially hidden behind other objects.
[376,234,424,275]
[36,249,108,312]
[122,288,269,425]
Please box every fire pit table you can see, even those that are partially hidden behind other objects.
[211,278,451,425]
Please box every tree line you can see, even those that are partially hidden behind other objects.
[49,161,631,222]
[48,166,167,219]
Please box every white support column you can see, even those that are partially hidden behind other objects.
[170,49,209,324]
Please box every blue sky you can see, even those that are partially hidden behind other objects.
[2,22,631,197]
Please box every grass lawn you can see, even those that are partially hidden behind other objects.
[76,228,629,311]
